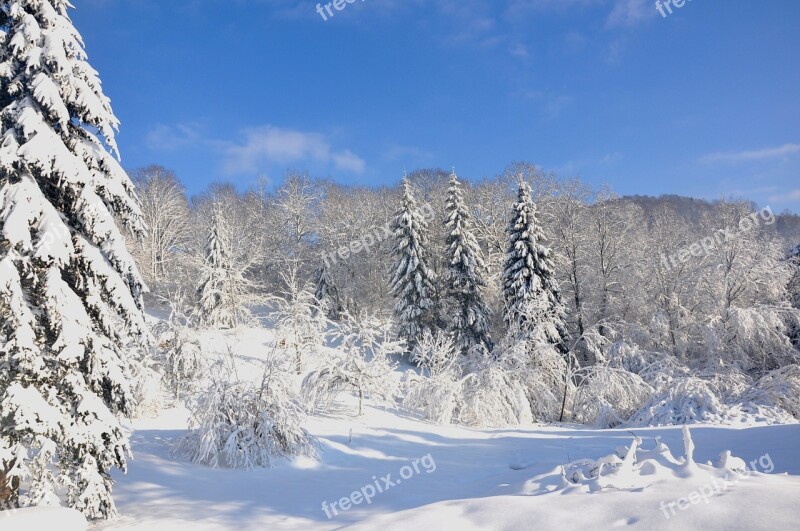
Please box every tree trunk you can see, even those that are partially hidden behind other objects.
[0,463,19,510]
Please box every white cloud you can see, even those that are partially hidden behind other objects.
[222,126,366,175]
[146,123,205,150]
[700,143,800,164]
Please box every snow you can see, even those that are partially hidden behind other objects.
[91,323,800,531]
[0,507,87,531]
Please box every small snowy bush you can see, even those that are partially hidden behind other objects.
[741,364,800,420]
[404,331,462,424]
[607,343,691,390]
[571,367,653,428]
[175,357,315,469]
[704,306,800,372]
[627,377,725,426]
[130,359,165,418]
[412,330,457,372]
[270,273,331,374]
[459,364,533,427]
[500,340,568,422]
[403,369,463,425]
[164,329,205,400]
[302,313,402,415]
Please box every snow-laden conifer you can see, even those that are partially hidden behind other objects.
[442,171,493,355]
[0,0,148,517]
[388,178,439,353]
[196,209,251,328]
[501,179,568,351]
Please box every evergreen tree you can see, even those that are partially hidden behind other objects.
[442,171,493,355]
[313,263,343,320]
[501,180,568,351]
[197,209,244,329]
[389,178,440,354]
[0,0,148,518]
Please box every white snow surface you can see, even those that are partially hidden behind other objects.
[1,506,88,531]
[93,325,800,531]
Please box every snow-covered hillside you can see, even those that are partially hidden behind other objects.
[80,324,800,531]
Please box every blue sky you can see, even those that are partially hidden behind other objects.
[73,0,800,212]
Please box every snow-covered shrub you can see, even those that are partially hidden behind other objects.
[704,306,800,372]
[403,331,462,424]
[175,358,315,469]
[571,367,653,428]
[699,366,753,401]
[302,313,402,415]
[741,365,800,420]
[606,342,691,389]
[627,377,725,426]
[129,359,165,418]
[164,329,204,400]
[501,340,569,422]
[270,272,331,374]
[403,369,463,425]
[196,209,257,329]
[459,364,533,427]
[412,330,457,373]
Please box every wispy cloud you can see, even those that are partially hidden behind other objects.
[383,144,435,164]
[145,123,366,176]
[146,123,206,150]
[605,0,654,29]
[768,188,800,204]
[700,143,800,164]
[519,90,573,118]
[552,152,622,175]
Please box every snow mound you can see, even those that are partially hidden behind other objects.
[526,426,759,496]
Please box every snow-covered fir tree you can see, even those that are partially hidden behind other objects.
[501,180,568,352]
[196,209,248,329]
[389,177,440,354]
[313,263,343,320]
[0,0,148,518]
[442,170,493,355]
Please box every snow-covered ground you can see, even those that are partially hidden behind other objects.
[88,326,800,531]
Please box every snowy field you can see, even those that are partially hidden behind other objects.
[83,326,800,531]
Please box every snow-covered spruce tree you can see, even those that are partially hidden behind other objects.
[501,179,568,352]
[389,177,440,354]
[313,262,343,320]
[442,171,493,356]
[0,1,148,518]
[196,209,250,329]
